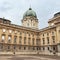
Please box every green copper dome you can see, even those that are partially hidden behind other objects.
[23,8,37,18]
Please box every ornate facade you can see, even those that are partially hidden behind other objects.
[0,8,60,55]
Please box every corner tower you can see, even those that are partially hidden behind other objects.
[48,12,60,26]
[22,8,38,29]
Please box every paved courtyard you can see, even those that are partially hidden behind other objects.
[0,55,60,60]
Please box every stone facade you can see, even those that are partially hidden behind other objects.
[0,8,60,55]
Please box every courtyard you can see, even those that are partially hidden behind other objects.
[0,54,60,60]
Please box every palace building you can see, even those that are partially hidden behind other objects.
[0,8,60,55]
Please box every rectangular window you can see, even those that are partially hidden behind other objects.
[33,47,35,50]
[19,36,22,44]
[59,30,60,33]
[47,37,49,44]
[8,35,11,43]
[43,34,44,37]
[28,33,30,36]
[38,40,40,45]
[32,34,34,37]
[43,38,45,44]
[36,39,40,45]
[52,31,54,35]
[7,46,10,49]
[47,47,49,50]
[0,44,3,49]
[20,32,22,35]
[27,23,29,27]
[53,47,55,50]
[24,32,26,37]
[47,33,49,36]
[43,47,45,50]
[39,47,41,50]
[32,38,34,45]
[52,36,55,43]
[24,47,26,50]
[36,39,38,45]
[19,46,21,49]
[24,37,26,44]
[14,36,17,43]
[14,46,16,49]
[2,35,5,40]
[28,38,30,45]
[1,34,5,42]
[37,47,38,50]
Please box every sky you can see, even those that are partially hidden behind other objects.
[0,0,60,29]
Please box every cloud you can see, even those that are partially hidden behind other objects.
[0,0,60,28]
[0,1,13,12]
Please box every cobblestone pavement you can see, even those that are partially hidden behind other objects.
[0,55,60,60]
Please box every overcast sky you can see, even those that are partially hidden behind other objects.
[0,0,60,29]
